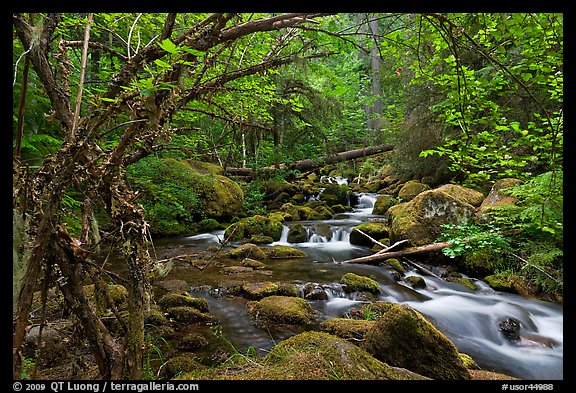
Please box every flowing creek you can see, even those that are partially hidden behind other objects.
[147,190,563,380]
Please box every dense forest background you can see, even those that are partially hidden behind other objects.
[13,13,562,380]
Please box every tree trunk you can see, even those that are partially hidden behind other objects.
[289,144,393,172]
[341,241,453,264]
[225,144,393,178]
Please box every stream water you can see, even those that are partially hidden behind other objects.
[151,188,563,381]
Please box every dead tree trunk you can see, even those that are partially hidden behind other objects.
[341,241,453,264]
[225,144,394,178]
[289,144,394,172]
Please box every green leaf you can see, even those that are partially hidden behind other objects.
[159,38,179,54]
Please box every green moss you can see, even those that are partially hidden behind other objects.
[435,184,485,207]
[320,318,375,342]
[405,275,426,289]
[361,303,470,380]
[372,195,397,215]
[157,293,209,312]
[340,273,381,294]
[177,333,209,350]
[267,245,307,259]
[287,223,307,243]
[247,295,316,326]
[160,354,205,379]
[241,281,280,300]
[224,215,283,242]
[166,306,217,325]
[398,180,431,201]
[145,307,168,326]
[226,243,267,260]
[349,221,390,247]
[446,276,477,291]
[483,272,524,294]
[178,331,429,380]
[380,258,406,273]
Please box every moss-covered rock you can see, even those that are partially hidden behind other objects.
[267,245,307,259]
[224,215,284,242]
[203,175,245,221]
[477,178,523,217]
[435,184,485,207]
[176,332,209,351]
[483,272,528,295]
[306,205,334,220]
[166,306,218,326]
[397,180,431,201]
[320,318,375,342]
[177,331,429,380]
[249,234,274,244]
[380,258,405,274]
[287,223,307,243]
[198,218,222,232]
[247,295,316,326]
[388,189,476,246]
[340,273,381,295]
[349,221,390,247]
[160,353,206,379]
[241,281,280,300]
[319,183,350,207]
[372,195,397,215]
[157,293,209,312]
[361,303,471,380]
[241,258,268,270]
[405,275,426,289]
[241,281,299,300]
[226,243,268,260]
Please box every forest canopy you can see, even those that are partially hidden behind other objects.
[12,12,562,380]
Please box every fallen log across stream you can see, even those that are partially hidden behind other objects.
[225,144,394,178]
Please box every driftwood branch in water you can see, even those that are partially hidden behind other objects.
[341,241,454,265]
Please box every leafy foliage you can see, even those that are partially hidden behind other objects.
[437,223,510,259]
[127,157,207,235]
[413,13,563,186]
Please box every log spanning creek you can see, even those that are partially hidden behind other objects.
[143,192,563,381]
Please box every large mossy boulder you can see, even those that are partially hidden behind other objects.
[372,195,397,215]
[287,223,307,243]
[320,318,375,342]
[247,295,316,326]
[224,214,284,242]
[349,221,389,247]
[397,180,431,202]
[434,184,485,207]
[387,189,476,246]
[319,183,350,207]
[477,178,523,217]
[361,303,470,380]
[177,331,429,380]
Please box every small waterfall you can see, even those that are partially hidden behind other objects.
[306,226,351,244]
[277,225,290,243]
